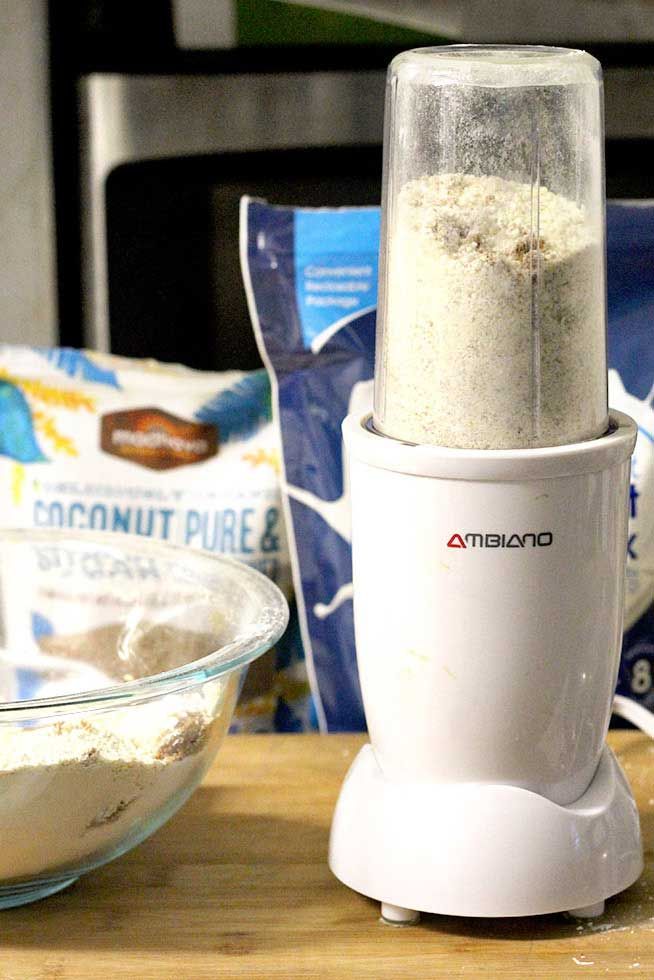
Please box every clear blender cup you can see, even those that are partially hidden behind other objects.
[373,46,607,450]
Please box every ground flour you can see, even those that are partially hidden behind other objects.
[0,682,233,882]
[378,173,608,449]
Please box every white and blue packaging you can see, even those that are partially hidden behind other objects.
[241,196,654,730]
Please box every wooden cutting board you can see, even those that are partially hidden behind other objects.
[1,732,653,979]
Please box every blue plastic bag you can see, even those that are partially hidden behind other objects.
[242,196,654,729]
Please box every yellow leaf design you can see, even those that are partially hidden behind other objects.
[0,368,95,412]
[32,410,78,457]
[242,448,281,474]
[11,463,25,506]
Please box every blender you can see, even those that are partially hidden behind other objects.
[329,45,643,923]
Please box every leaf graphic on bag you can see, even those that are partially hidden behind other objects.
[0,381,47,463]
[37,348,121,389]
[195,370,272,441]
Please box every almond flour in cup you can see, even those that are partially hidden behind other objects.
[373,47,608,450]
[377,173,607,450]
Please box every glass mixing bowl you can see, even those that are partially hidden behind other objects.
[0,528,288,908]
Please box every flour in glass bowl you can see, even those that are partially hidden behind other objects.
[377,173,608,449]
[0,682,234,883]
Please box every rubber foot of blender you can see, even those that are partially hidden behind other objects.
[566,901,605,919]
[380,902,420,926]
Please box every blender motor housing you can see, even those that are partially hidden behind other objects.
[329,412,642,920]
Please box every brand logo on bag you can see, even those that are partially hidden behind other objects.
[101,408,218,471]
[447,532,553,549]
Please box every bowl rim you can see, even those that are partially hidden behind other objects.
[0,528,289,719]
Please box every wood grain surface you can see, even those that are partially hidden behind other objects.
[1,732,653,979]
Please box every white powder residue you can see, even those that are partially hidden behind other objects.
[576,921,631,935]
[0,688,231,882]
[378,173,607,449]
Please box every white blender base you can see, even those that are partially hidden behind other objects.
[329,744,643,919]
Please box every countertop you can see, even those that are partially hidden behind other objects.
[2,732,654,979]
